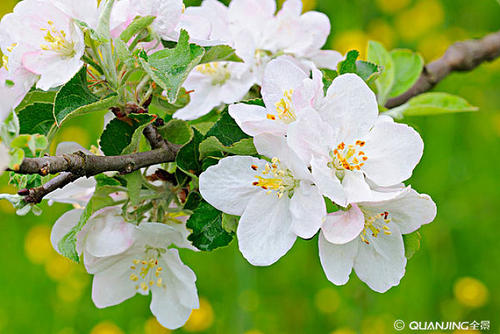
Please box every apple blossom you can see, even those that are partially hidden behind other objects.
[288,74,424,207]
[319,186,437,292]
[51,206,199,329]
[200,134,326,266]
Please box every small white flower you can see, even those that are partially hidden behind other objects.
[229,57,324,136]
[318,186,437,292]
[0,142,9,175]
[200,134,326,266]
[0,0,94,90]
[288,73,424,206]
[51,206,199,329]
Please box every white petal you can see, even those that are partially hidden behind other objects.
[353,223,406,293]
[199,156,266,216]
[50,208,84,255]
[150,249,199,329]
[85,207,135,258]
[309,50,343,70]
[0,143,8,174]
[45,177,96,206]
[289,182,326,239]
[136,222,192,250]
[311,157,347,207]
[55,141,92,155]
[91,255,137,308]
[322,204,364,244]
[319,232,359,285]
[360,187,437,234]
[362,120,424,186]
[237,191,296,266]
[229,103,287,137]
[320,74,378,143]
[342,170,373,204]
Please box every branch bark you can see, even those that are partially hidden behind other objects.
[385,30,500,108]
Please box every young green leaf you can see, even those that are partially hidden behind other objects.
[389,49,424,98]
[18,103,55,135]
[186,201,234,251]
[204,110,250,146]
[16,89,57,111]
[158,119,194,145]
[100,114,154,156]
[355,60,382,85]
[120,114,156,154]
[367,41,395,105]
[120,15,155,42]
[124,170,142,205]
[176,128,204,174]
[57,202,94,262]
[337,50,359,74]
[320,68,339,93]
[199,45,243,64]
[199,137,257,160]
[403,231,421,259]
[221,213,239,233]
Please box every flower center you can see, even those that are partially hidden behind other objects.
[129,249,166,293]
[360,211,392,245]
[267,89,296,124]
[196,62,231,85]
[328,140,368,174]
[40,20,75,57]
[251,158,297,198]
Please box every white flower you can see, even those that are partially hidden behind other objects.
[288,73,424,207]
[45,142,96,207]
[0,0,94,90]
[318,186,437,292]
[51,206,199,329]
[200,134,326,266]
[0,65,37,121]
[229,57,324,136]
[0,142,9,175]
[173,0,341,120]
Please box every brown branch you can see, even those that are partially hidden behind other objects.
[385,30,500,108]
[20,173,80,204]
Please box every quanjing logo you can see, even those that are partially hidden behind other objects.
[394,320,491,331]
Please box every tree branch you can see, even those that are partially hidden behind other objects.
[385,30,500,108]
[20,172,80,204]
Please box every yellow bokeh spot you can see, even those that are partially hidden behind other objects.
[144,317,171,334]
[238,289,260,312]
[184,298,214,332]
[45,255,75,281]
[395,0,444,41]
[417,33,450,61]
[90,322,124,334]
[361,316,387,334]
[330,328,356,334]
[54,126,90,152]
[453,277,489,308]
[314,287,340,314]
[375,0,411,14]
[56,275,88,303]
[332,30,369,59]
[367,19,397,50]
[24,225,53,265]
[0,185,16,214]
[244,330,264,334]
[278,0,316,12]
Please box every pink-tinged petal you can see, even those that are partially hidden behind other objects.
[150,249,199,329]
[319,232,359,285]
[289,182,326,239]
[322,204,364,244]
[50,209,84,255]
[297,11,331,53]
[229,103,287,137]
[237,191,296,266]
[321,74,378,143]
[353,223,406,293]
[199,156,266,216]
[91,255,137,308]
[0,66,37,121]
[293,68,324,112]
[360,187,437,234]
[362,120,424,186]
[311,156,347,207]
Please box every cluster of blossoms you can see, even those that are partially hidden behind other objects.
[0,0,438,329]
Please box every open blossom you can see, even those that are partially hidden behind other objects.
[173,0,342,120]
[229,57,324,137]
[200,134,326,266]
[51,206,199,329]
[0,0,96,90]
[319,186,437,292]
[288,73,424,207]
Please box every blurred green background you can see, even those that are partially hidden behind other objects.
[1,0,499,333]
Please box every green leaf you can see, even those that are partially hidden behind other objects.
[18,103,55,135]
[355,60,382,85]
[124,171,142,205]
[158,119,194,145]
[176,128,204,174]
[100,114,154,156]
[367,41,395,105]
[241,98,265,107]
[139,30,205,103]
[184,191,202,211]
[403,231,421,259]
[58,202,94,262]
[120,15,155,42]
[120,114,156,154]
[337,50,359,74]
[386,92,479,119]
[53,67,119,126]
[16,89,57,111]
[221,213,239,233]
[205,110,250,146]
[199,137,257,160]
[320,68,339,93]
[152,87,191,114]
[8,148,24,170]
[95,174,122,187]
[114,38,135,68]
[389,49,424,98]
[186,201,234,251]
[96,0,115,41]
[199,45,243,64]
